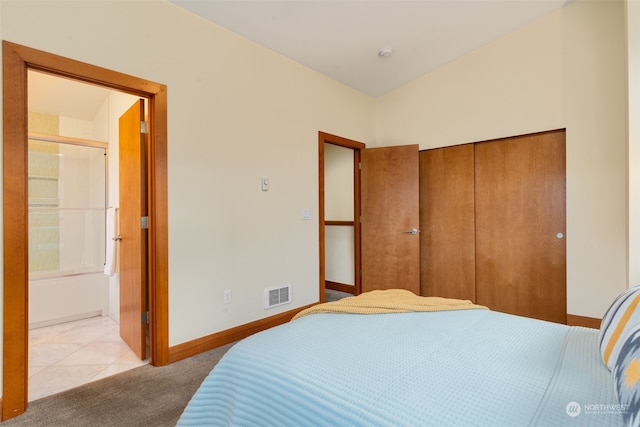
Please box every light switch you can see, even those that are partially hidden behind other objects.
[261,178,269,191]
[301,208,310,220]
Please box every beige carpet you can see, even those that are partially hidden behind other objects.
[0,343,234,427]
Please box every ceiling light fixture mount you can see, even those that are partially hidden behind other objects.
[378,47,393,58]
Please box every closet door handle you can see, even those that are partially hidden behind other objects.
[113,235,122,242]
[404,228,419,235]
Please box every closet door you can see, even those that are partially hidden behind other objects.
[475,130,566,324]
[419,144,476,300]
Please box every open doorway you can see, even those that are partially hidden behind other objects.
[3,41,169,420]
[318,132,365,302]
[318,132,421,301]
[27,70,146,401]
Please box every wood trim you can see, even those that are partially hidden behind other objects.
[567,314,601,329]
[325,281,355,294]
[319,131,366,150]
[353,148,362,295]
[3,40,29,422]
[325,220,354,226]
[2,41,169,420]
[318,136,326,303]
[148,84,169,366]
[167,304,315,363]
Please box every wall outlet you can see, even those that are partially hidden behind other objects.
[223,289,232,304]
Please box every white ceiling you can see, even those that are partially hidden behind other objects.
[28,71,111,121]
[171,0,572,98]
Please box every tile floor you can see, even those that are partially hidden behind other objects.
[28,315,148,402]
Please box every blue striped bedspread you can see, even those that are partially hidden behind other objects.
[178,309,624,426]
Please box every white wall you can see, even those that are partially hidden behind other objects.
[627,0,640,286]
[325,227,355,286]
[1,0,633,388]
[563,0,627,318]
[374,0,629,319]
[324,144,355,221]
[0,0,375,357]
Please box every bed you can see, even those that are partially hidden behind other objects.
[178,289,639,426]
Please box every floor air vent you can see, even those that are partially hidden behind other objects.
[264,285,291,309]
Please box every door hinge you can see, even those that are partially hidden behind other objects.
[140,121,148,134]
[359,215,362,223]
[141,216,149,229]
[142,311,149,324]
[358,162,362,170]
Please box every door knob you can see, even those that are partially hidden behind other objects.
[404,228,419,235]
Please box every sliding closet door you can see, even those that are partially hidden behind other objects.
[419,144,476,300]
[474,130,566,324]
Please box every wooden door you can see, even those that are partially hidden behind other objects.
[119,99,148,359]
[475,130,566,323]
[420,144,476,300]
[361,145,420,294]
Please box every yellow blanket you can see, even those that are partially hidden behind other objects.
[293,289,488,320]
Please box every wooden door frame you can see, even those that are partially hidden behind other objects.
[318,132,365,301]
[2,41,169,420]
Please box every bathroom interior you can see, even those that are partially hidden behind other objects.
[27,71,146,401]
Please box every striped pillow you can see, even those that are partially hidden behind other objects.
[612,322,640,427]
[600,285,640,371]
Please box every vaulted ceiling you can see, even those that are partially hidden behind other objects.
[171,0,573,98]
[28,1,574,120]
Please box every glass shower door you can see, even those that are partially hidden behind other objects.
[28,138,107,278]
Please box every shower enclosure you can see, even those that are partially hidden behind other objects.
[28,134,109,328]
